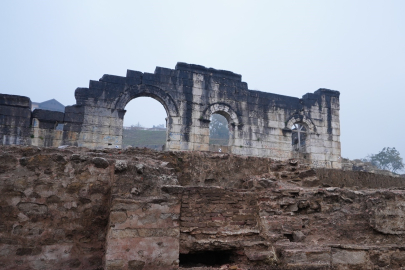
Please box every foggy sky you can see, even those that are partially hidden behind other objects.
[1,0,404,161]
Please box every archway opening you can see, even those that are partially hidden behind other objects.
[209,113,230,152]
[291,123,307,153]
[122,97,167,150]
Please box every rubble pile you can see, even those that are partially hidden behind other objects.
[341,157,403,178]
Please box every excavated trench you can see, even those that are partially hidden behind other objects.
[1,146,405,270]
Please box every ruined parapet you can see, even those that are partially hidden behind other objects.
[65,63,341,168]
[340,157,400,177]
[60,105,84,147]
[315,168,405,188]
[0,63,341,168]
[300,88,341,168]
[31,109,64,147]
[66,70,144,148]
[0,94,32,145]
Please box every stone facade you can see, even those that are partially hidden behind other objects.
[0,62,341,168]
[1,146,405,270]
[0,94,32,146]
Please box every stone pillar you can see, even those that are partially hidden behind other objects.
[72,106,124,149]
[105,187,182,270]
[31,109,64,147]
[303,89,341,169]
[0,94,32,145]
[166,117,182,151]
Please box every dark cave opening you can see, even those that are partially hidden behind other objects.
[179,250,235,267]
[284,233,294,242]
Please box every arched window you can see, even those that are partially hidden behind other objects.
[291,123,307,152]
[122,97,167,150]
[209,113,229,146]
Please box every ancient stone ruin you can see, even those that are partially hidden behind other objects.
[1,146,405,270]
[4,63,402,270]
[0,62,341,169]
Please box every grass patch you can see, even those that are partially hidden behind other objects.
[123,129,166,148]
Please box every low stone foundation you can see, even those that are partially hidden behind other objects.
[0,146,405,269]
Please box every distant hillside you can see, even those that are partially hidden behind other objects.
[122,119,229,149]
[209,138,228,145]
[122,128,166,149]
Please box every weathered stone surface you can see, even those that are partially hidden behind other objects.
[46,195,61,204]
[0,62,342,169]
[17,202,48,217]
[332,249,367,265]
[0,153,18,173]
[391,251,405,268]
[16,247,42,256]
[292,230,305,242]
[135,163,144,174]
[128,260,146,270]
[0,94,31,107]
[106,259,125,270]
[1,146,405,269]
[92,157,109,168]
[0,146,111,270]
[316,168,405,188]
[368,195,405,234]
[110,211,127,224]
[115,160,128,172]
[281,248,331,267]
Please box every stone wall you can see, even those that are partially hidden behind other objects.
[0,94,32,145]
[31,109,65,147]
[174,183,405,269]
[209,144,230,153]
[68,63,341,168]
[1,146,405,269]
[315,168,405,189]
[341,157,402,177]
[0,146,111,270]
[0,94,81,149]
[0,62,342,169]
[179,187,260,254]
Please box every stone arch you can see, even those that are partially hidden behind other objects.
[201,103,241,149]
[113,84,179,117]
[285,113,316,133]
[201,103,241,127]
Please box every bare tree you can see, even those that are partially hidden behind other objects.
[364,147,404,173]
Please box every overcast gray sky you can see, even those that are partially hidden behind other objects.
[1,0,404,161]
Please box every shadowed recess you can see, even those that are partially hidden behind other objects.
[179,250,235,267]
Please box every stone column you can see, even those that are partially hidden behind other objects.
[105,186,182,270]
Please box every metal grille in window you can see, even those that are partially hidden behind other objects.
[291,123,307,151]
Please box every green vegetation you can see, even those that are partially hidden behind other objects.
[363,147,404,173]
[122,114,230,148]
[122,128,166,148]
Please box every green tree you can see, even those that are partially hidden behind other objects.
[209,114,229,145]
[364,147,404,173]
